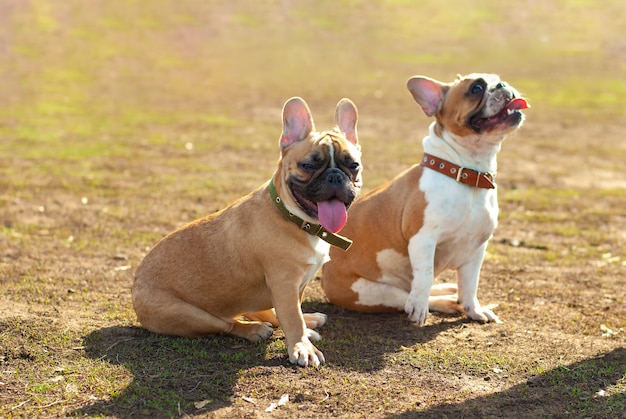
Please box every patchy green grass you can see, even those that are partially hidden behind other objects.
[1,0,625,417]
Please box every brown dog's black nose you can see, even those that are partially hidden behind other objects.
[326,169,346,187]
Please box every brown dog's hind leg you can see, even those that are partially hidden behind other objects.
[302,313,327,329]
[133,290,274,341]
[244,309,326,333]
[243,309,280,327]
[229,320,275,342]
[245,309,325,345]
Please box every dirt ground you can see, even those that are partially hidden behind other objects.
[1,1,625,418]
[1,111,624,417]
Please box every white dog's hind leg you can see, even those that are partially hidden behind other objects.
[429,283,457,296]
[428,294,463,314]
[428,283,462,314]
[351,278,409,311]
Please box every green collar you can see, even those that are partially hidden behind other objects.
[268,177,353,251]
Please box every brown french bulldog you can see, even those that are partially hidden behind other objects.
[132,97,362,367]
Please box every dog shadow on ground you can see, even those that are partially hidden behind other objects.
[73,302,460,416]
[308,300,467,371]
[72,305,625,417]
[394,346,626,418]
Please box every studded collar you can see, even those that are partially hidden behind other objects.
[420,153,495,189]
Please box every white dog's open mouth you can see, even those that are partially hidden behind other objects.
[470,97,529,132]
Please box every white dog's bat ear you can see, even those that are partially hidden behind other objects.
[280,97,315,149]
[334,98,358,145]
[406,76,449,117]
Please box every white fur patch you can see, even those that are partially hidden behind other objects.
[351,278,408,309]
[349,248,411,309]
[308,234,331,264]
[375,248,412,291]
[301,235,330,292]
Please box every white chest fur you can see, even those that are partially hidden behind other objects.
[302,235,331,292]
[418,168,498,272]
[374,168,498,285]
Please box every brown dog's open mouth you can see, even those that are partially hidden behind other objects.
[470,97,529,133]
[291,188,350,233]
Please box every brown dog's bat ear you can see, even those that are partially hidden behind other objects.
[280,97,315,149]
[334,98,358,146]
[406,76,449,117]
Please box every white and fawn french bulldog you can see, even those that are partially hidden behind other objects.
[322,73,528,326]
[133,97,362,367]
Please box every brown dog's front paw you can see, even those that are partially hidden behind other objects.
[303,312,327,329]
[289,340,325,367]
[230,321,274,342]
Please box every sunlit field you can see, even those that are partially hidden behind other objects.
[1,1,624,417]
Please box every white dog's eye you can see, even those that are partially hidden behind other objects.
[470,83,484,95]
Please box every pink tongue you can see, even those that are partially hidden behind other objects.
[317,199,348,233]
[506,97,530,110]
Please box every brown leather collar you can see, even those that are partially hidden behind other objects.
[420,153,495,189]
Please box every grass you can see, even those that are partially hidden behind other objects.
[1,0,625,417]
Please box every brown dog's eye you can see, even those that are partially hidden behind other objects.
[342,155,360,172]
[298,162,317,171]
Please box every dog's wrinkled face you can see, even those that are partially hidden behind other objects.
[407,73,529,143]
[445,74,527,137]
[285,131,362,231]
[278,98,362,233]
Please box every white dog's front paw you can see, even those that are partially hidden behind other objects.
[465,303,502,324]
[405,293,430,326]
[303,312,327,329]
[289,340,325,367]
